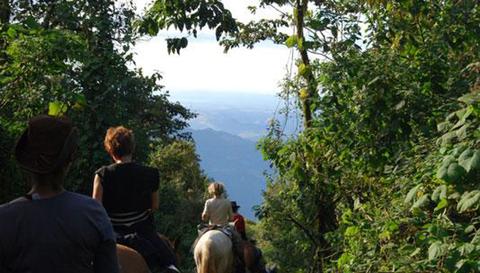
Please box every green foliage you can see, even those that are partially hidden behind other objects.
[0,0,194,202]
[149,141,211,271]
[252,1,480,272]
[140,0,238,53]
[285,35,297,48]
[3,1,480,273]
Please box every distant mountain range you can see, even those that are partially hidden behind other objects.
[190,128,269,219]
[170,91,299,219]
[171,91,300,141]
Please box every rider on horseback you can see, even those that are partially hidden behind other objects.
[200,183,245,272]
[92,126,180,273]
[231,201,247,240]
[202,183,233,226]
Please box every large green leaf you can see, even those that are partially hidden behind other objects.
[411,194,429,209]
[48,101,67,116]
[447,163,466,182]
[437,121,451,132]
[345,226,359,237]
[458,93,480,105]
[436,166,448,181]
[285,35,297,48]
[337,252,353,269]
[458,149,480,173]
[441,155,456,167]
[457,191,480,213]
[455,124,469,140]
[428,241,445,261]
[441,131,457,145]
[405,184,420,204]
[452,146,467,157]
[434,198,448,211]
[432,185,447,201]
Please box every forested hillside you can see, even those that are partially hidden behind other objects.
[0,0,195,200]
[2,0,480,273]
[221,1,480,272]
[190,128,269,219]
[0,1,208,271]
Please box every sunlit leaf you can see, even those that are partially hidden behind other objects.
[48,101,67,116]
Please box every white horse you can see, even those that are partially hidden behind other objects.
[194,230,234,273]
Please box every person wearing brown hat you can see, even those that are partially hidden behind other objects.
[0,115,119,273]
[231,201,247,241]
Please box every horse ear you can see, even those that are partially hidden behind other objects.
[173,238,180,250]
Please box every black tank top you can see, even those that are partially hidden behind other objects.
[95,162,159,226]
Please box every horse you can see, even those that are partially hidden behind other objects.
[243,241,268,273]
[116,234,179,273]
[194,229,235,273]
[117,244,150,273]
[193,229,269,273]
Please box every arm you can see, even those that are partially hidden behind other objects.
[228,204,234,222]
[201,200,209,222]
[93,237,119,273]
[93,205,119,273]
[201,212,208,222]
[151,169,160,211]
[92,174,103,203]
[0,237,5,271]
[151,190,159,211]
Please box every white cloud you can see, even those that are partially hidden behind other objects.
[132,0,294,95]
[134,37,292,94]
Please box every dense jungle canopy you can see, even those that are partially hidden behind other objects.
[1,0,480,272]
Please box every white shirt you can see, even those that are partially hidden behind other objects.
[202,197,233,226]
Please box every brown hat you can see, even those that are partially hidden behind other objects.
[15,115,78,174]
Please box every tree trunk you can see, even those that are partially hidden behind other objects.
[0,0,10,64]
[0,0,9,25]
[295,0,317,128]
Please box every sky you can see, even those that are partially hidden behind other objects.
[132,0,294,95]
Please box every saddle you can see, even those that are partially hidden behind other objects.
[193,224,246,273]
[191,224,233,252]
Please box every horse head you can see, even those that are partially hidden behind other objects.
[158,233,182,264]
[116,233,179,273]
[116,244,150,273]
[243,241,268,273]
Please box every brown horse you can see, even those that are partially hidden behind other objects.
[116,234,178,273]
[242,241,268,273]
[117,244,150,273]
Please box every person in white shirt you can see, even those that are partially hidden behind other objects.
[202,182,233,226]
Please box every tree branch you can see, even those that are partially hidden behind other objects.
[285,214,319,247]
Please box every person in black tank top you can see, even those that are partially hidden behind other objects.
[92,126,180,273]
